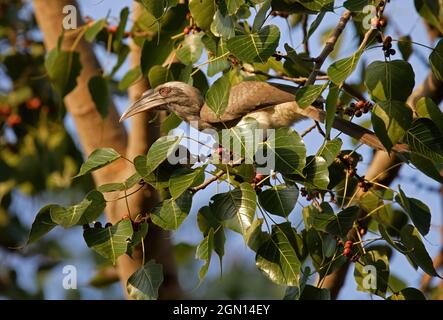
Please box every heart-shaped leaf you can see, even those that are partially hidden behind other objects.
[258,185,299,217]
[127,260,163,300]
[256,223,301,287]
[84,219,133,265]
[227,25,280,63]
[75,148,121,178]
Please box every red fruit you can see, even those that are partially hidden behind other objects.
[356,100,366,109]
[122,214,130,220]
[6,114,21,127]
[216,147,224,156]
[108,25,118,33]
[26,97,41,110]
[371,18,379,28]
[359,228,367,236]
[345,240,353,248]
[343,248,351,257]
[379,18,387,27]
[183,27,191,35]
[254,174,265,183]
[0,105,12,116]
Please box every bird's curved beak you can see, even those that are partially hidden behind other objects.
[119,89,166,122]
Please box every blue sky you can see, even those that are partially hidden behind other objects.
[24,0,442,299]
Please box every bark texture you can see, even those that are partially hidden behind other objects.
[33,0,182,299]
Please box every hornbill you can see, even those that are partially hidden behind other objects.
[120,81,408,154]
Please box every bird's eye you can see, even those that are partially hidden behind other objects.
[159,87,172,97]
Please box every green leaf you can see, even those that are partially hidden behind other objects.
[245,219,269,252]
[227,25,280,63]
[387,287,426,300]
[176,34,204,65]
[119,67,142,91]
[317,138,342,166]
[299,0,334,11]
[226,0,245,15]
[325,206,359,238]
[410,152,443,184]
[258,185,298,217]
[50,191,106,228]
[415,97,443,136]
[148,65,173,88]
[45,49,82,97]
[141,38,174,76]
[299,285,331,300]
[111,45,130,77]
[430,38,443,81]
[127,260,163,300]
[371,100,413,151]
[303,156,330,190]
[197,206,225,264]
[327,50,362,85]
[75,148,121,178]
[169,167,205,199]
[88,76,109,119]
[405,118,443,164]
[84,219,133,265]
[27,205,58,245]
[211,10,235,39]
[196,228,214,281]
[395,187,431,236]
[306,11,326,42]
[414,0,443,34]
[204,36,230,76]
[205,73,232,116]
[284,45,314,78]
[398,35,413,61]
[84,19,106,42]
[140,0,165,18]
[295,84,328,109]
[364,60,415,102]
[113,7,129,52]
[210,182,256,236]
[257,128,306,175]
[127,221,149,257]
[189,0,216,30]
[252,0,271,32]
[256,223,301,287]
[400,224,440,278]
[302,202,335,231]
[151,191,192,230]
[97,173,141,193]
[354,249,390,298]
[145,135,182,174]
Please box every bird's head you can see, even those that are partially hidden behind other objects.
[119,81,204,122]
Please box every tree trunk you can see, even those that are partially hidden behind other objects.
[32,0,182,299]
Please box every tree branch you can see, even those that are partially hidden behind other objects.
[305,10,351,85]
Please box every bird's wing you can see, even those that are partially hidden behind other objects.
[200,81,296,126]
